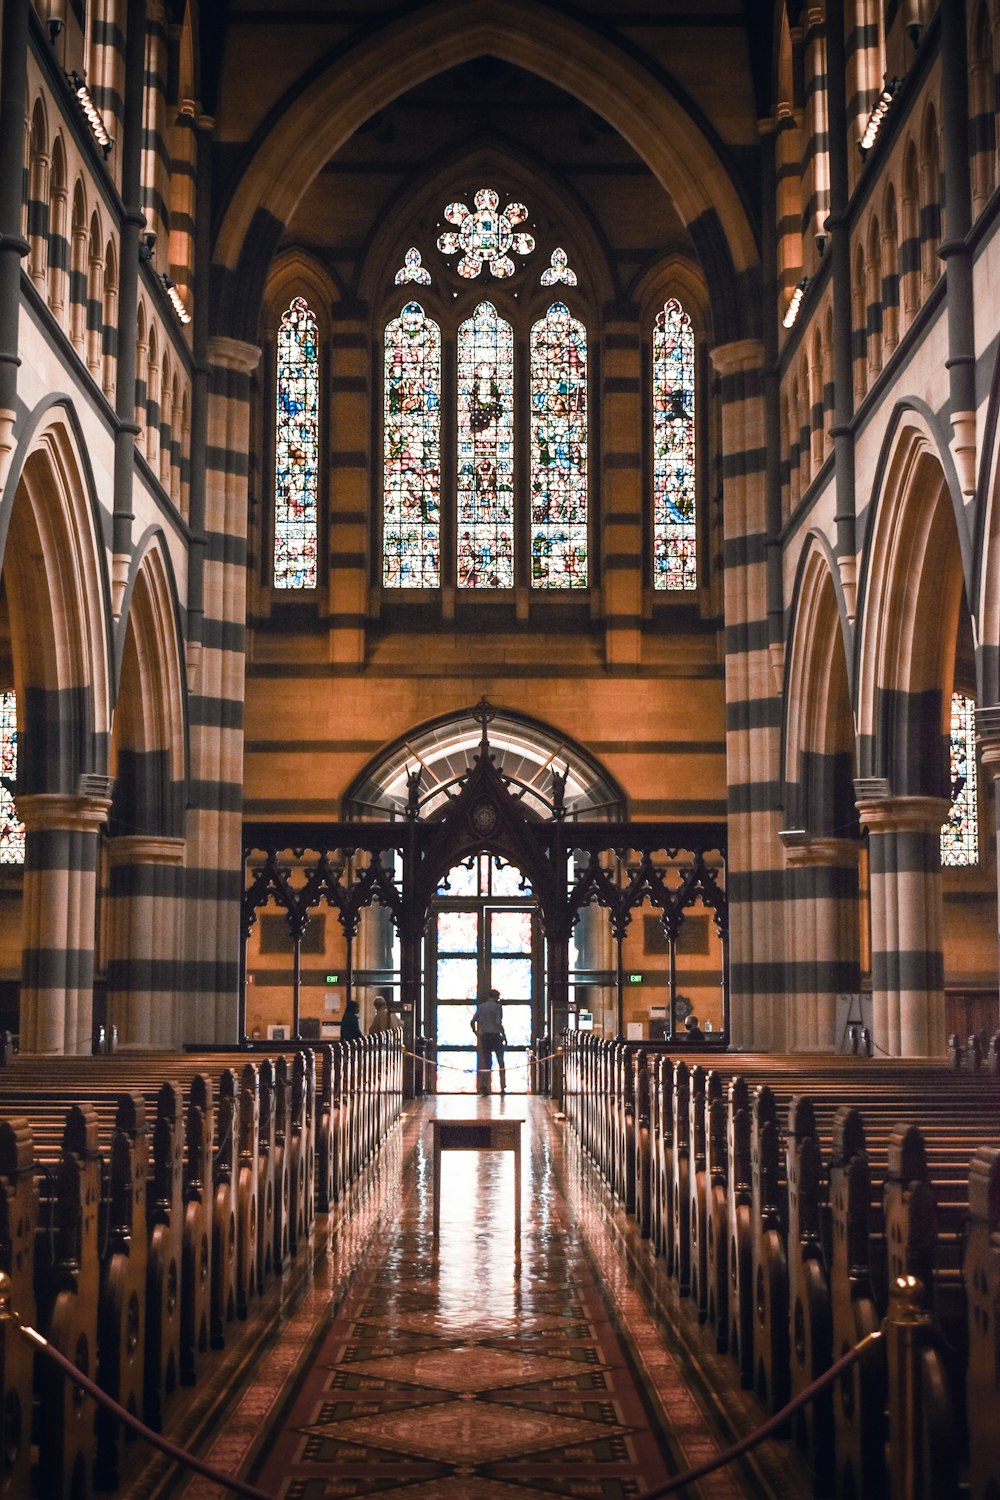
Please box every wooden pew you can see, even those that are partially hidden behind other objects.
[0,1118,37,1500]
[965,1147,1000,1500]
[563,1033,999,1498]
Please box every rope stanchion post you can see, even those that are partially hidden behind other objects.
[883,1274,957,1500]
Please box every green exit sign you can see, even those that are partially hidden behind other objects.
[627,972,643,985]
[325,974,340,984]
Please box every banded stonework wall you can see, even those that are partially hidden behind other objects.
[3,1,999,1056]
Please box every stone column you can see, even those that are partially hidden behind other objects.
[328,302,370,669]
[17,792,112,1054]
[781,832,861,1049]
[600,308,642,669]
[105,834,186,1046]
[855,794,950,1056]
[711,337,783,1049]
[0,0,30,496]
[183,335,260,1042]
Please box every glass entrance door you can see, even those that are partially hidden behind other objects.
[430,856,538,1093]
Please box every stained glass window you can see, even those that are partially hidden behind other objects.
[0,693,23,864]
[383,302,441,587]
[530,302,588,588]
[394,248,431,285]
[457,301,514,588]
[437,188,535,280]
[273,297,319,589]
[540,248,577,286]
[941,692,978,866]
[653,298,697,590]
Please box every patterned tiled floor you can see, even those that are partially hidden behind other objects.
[170,1098,808,1500]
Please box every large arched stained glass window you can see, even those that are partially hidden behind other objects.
[941,692,978,866]
[273,296,319,589]
[530,302,587,588]
[457,301,514,588]
[0,692,23,864]
[653,298,697,590]
[383,302,441,587]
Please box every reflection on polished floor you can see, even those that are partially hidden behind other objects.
[162,1098,809,1500]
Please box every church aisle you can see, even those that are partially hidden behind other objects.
[172,1099,809,1500]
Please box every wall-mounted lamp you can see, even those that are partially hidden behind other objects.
[161,275,192,325]
[139,232,157,261]
[782,276,811,330]
[814,232,827,259]
[68,71,114,157]
[905,22,923,48]
[48,19,64,43]
[858,76,901,157]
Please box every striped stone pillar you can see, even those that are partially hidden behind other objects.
[802,8,830,262]
[711,338,783,1049]
[600,311,642,669]
[329,304,369,668]
[17,792,112,1055]
[106,835,186,1047]
[775,100,804,311]
[184,335,260,1041]
[140,1,171,250]
[781,834,861,1049]
[855,795,950,1057]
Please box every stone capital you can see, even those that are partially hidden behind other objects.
[975,706,1000,776]
[16,793,112,835]
[855,795,951,836]
[780,831,861,868]
[106,835,186,866]
[208,336,262,376]
[709,338,765,378]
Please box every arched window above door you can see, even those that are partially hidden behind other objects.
[343,703,626,822]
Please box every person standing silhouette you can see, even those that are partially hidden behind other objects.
[471,986,506,1096]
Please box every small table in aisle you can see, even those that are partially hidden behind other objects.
[429,1117,523,1250]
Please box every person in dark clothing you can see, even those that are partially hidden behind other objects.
[471,986,506,1096]
[340,999,362,1041]
[683,1014,705,1044]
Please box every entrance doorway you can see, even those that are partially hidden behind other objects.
[429,854,539,1093]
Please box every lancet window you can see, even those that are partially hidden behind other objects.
[0,693,23,864]
[273,296,319,590]
[457,301,515,587]
[941,692,978,867]
[383,302,442,587]
[530,302,588,588]
[653,297,697,590]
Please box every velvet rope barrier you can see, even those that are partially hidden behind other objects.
[0,1277,275,1500]
[633,1327,884,1498]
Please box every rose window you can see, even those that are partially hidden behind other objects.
[437,188,536,279]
